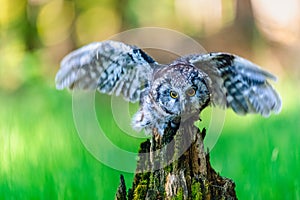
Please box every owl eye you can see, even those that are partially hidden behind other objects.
[186,87,196,97]
[170,91,178,99]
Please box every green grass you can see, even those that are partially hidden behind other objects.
[210,110,300,200]
[0,80,299,199]
[0,83,137,199]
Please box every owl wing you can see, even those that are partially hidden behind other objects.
[181,53,282,117]
[55,40,156,102]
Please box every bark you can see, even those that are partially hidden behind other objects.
[115,118,237,200]
[115,175,127,200]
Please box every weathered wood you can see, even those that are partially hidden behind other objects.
[115,118,237,199]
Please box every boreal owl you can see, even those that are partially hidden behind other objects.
[55,40,282,135]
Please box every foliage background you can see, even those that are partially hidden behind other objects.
[1,0,300,199]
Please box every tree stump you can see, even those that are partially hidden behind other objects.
[115,118,237,200]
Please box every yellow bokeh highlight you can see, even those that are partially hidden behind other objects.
[75,6,120,45]
[37,0,75,46]
[221,0,235,25]
[0,0,26,27]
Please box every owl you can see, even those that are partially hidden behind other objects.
[55,40,282,135]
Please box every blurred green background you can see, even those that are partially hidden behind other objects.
[1,0,300,199]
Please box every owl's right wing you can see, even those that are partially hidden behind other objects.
[181,53,282,117]
[55,40,156,102]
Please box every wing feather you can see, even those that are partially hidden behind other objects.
[181,53,282,116]
[55,40,156,102]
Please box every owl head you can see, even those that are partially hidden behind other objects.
[150,62,211,119]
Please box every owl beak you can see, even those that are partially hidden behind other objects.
[180,103,186,113]
[181,101,197,121]
[181,99,193,113]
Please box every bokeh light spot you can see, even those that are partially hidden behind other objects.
[252,0,300,45]
[37,0,75,46]
[75,6,120,45]
[0,0,26,27]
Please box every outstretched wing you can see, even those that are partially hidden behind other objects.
[181,53,282,117]
[55,40,156,102]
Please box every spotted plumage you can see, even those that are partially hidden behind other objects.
[55,40,282,135]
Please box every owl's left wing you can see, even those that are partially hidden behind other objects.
[55,40,156,102]
[181,53,282,117]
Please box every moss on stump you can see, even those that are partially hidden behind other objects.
[115,119,237,200]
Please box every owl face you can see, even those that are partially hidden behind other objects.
[151,64,210,118]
